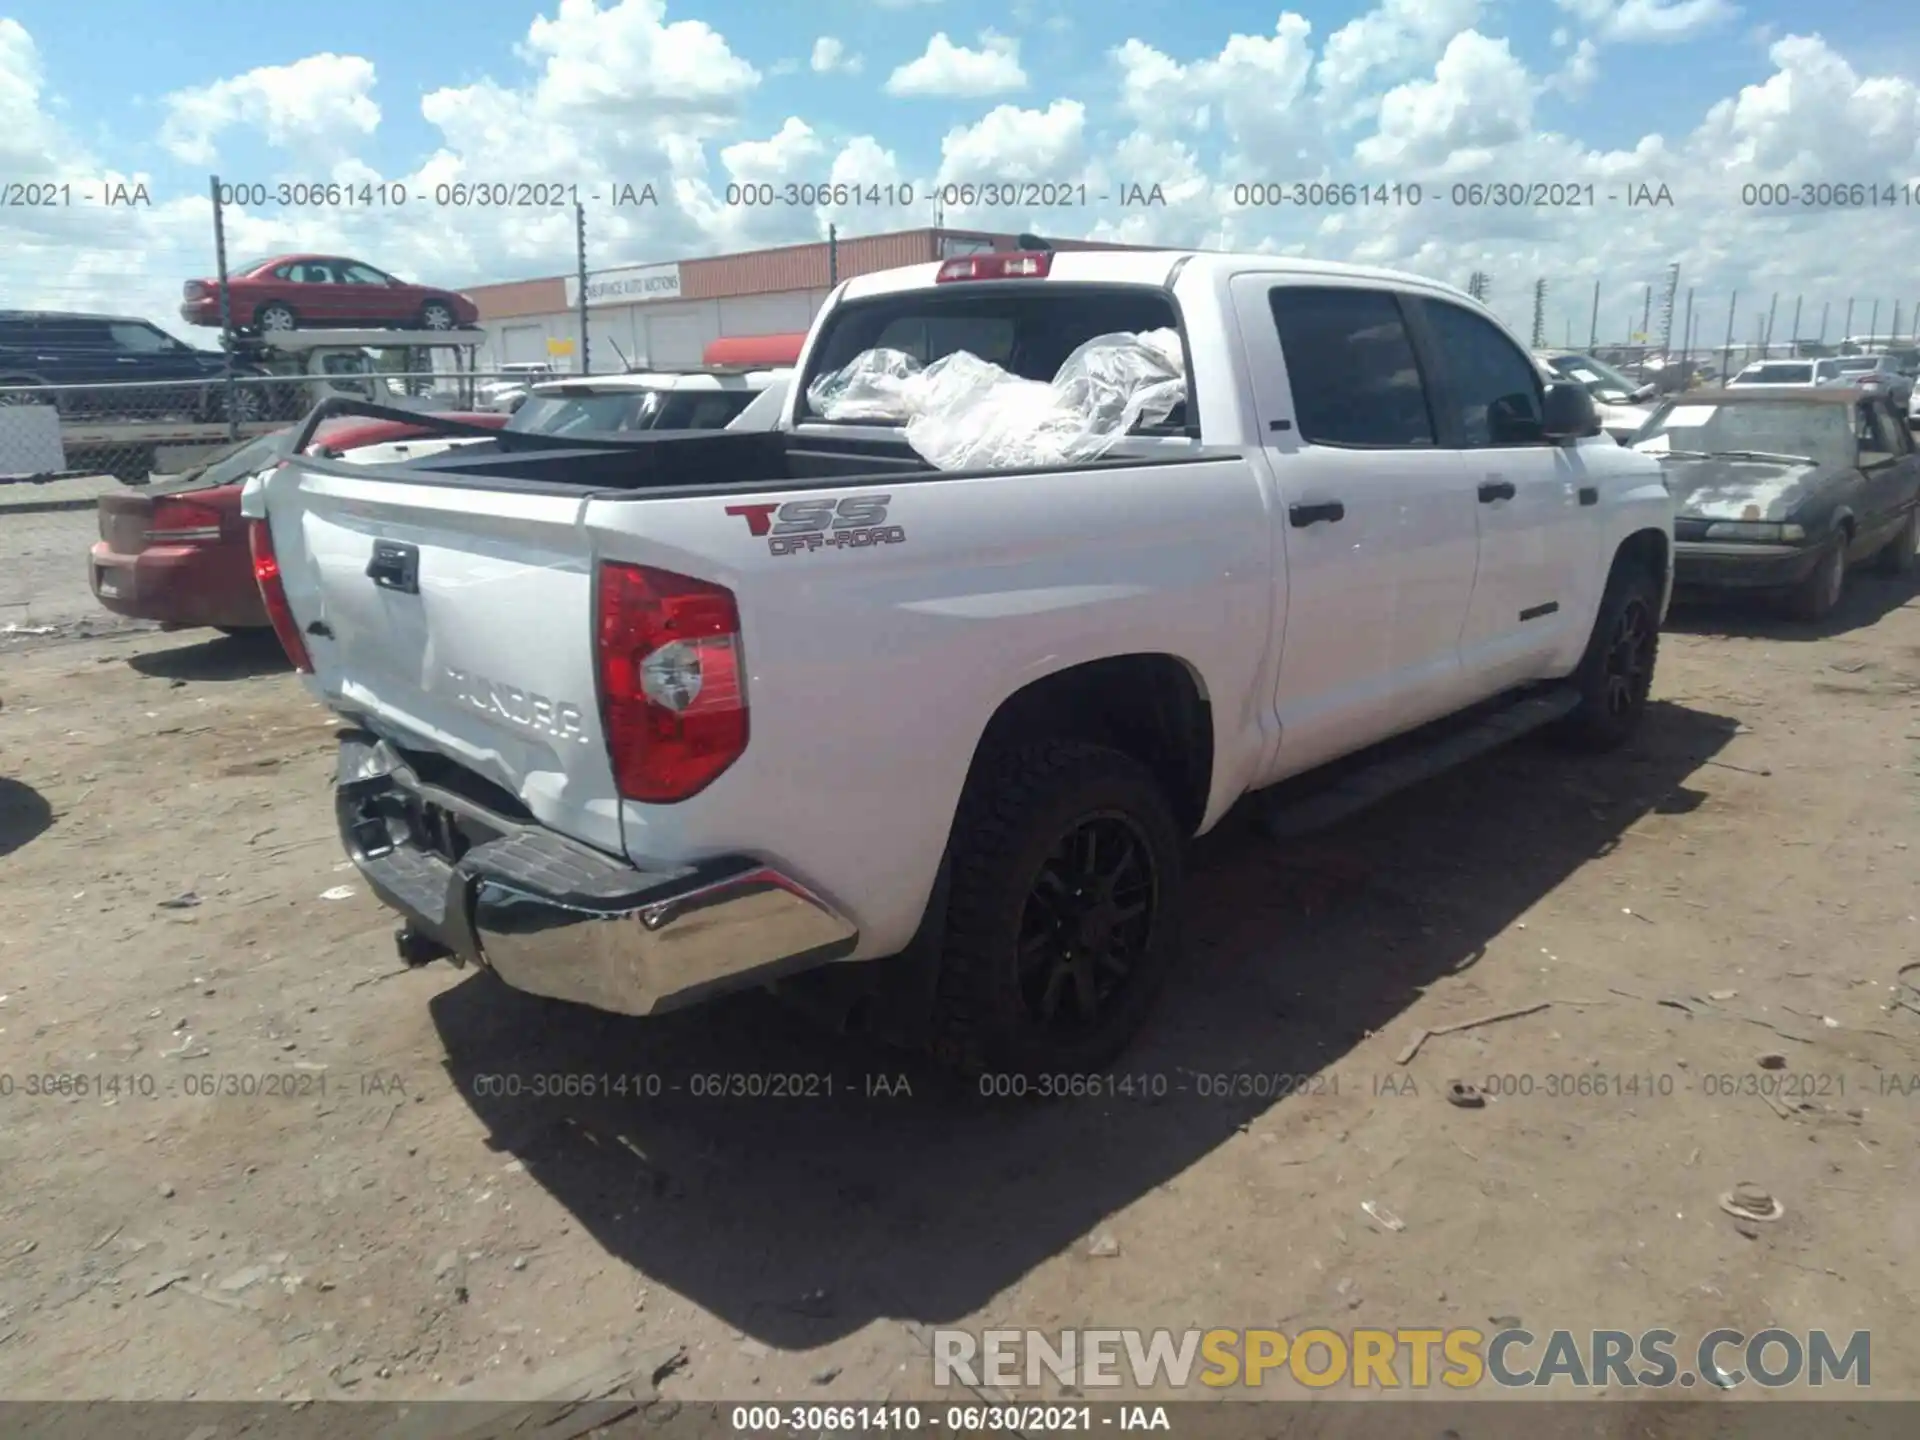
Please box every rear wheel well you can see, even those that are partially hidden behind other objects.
[969,655,1214,836]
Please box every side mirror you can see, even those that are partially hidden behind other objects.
[1631,382,1658,403]
[1541,381,1599,442]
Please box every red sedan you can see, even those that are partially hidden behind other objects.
[90,413,507,633]
[180,255,480,334]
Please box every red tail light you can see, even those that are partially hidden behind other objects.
[935,250,1053,282]
[246,517,313,673]
[145,496,224,544]
[596,562,747,803]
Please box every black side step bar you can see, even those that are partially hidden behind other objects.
[1257,686,1581,841]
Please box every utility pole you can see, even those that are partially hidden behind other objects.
[1641,283,1652,341]
[1588,278,1600,350]
[1531,278,1547,349]
[1680,288,1694,376]
[1721,291,1737,382]
[1867,299,1880,345]
[573,201,590,375]
[828,223,838,286]
[1819,300,1829,344]
[209,174,238,440]
[1763,292,1778,355]
[1843,297,1856,347]
[1789,296,1803,355]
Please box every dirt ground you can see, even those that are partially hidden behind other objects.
[2,564,1918,1419]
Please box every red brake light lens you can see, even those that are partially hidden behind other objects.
[247,517,313,673]
[145,496,224,543]
[935,250,1053,282]
[596,562,747,803]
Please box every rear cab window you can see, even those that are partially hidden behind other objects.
[797,283,1190,434]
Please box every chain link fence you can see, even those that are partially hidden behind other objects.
[0,370,543,484]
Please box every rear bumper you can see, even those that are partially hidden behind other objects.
[1673,539,1824,592]
[88,540,269,629]
[332,731,859,1017]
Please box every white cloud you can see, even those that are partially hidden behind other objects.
[811,37,863,75]
[936,100,1085,188]
[885,31,1027,98]
[1555,0,1740,45]
[160,54,380,165]
[1315,0,1483,122]
[1551,38,1601,98]
[1357,31,1535,168]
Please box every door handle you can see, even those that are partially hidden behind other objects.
[1288,501,1345,527]
[1578,485,1599,506]
[365,540,420,595]
[1479,480,1516,503]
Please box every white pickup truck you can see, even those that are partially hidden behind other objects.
[245,250,1673,1074]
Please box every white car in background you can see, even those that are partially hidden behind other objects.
[1726,359,1826,390]
[475,362,558,413]
[1534,350,1661,442]
[505,368,791,434]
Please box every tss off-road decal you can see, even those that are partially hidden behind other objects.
[726,494,906,557]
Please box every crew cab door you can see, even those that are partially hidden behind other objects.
[1407,295,1597,694]
[1231,275,1483,777]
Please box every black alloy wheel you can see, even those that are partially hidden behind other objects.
[1601,594,1657,720]
[1017,811,1158,1033]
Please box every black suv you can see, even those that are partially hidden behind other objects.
[0,310,265,422]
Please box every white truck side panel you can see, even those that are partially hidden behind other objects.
[586,456,1277,959]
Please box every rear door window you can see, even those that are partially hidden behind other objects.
[1266,285,1436,447]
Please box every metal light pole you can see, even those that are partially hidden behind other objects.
[1867,299,1880,345]
[1763,293,1778,355]
[573,202,590,375]
[1789,296,1802,355]
[1588,278,1600,350]
[829,223,839,286]
[1843,298,1856,346]
[1819,301,1830,344]
[1681,288,1694,376]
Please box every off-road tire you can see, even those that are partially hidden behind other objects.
[1874,506,1919,577]
[1786,532,1847,621]
[1554,562,1662,752]
[930,740,1186,1080]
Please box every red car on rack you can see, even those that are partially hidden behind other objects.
[180,255,480,334]
[89,413,507,633]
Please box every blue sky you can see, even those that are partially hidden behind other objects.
[7,0,1908,205]
[3,0,1917,343]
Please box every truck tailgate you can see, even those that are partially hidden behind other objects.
[252,460,626,855]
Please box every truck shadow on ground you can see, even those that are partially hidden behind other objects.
[430,699,1739,1348]
[1666,570,1917,641]
[125,628,290,682]
[0,777,54,858]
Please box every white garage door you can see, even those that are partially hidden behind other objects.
[502,325,546,364]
